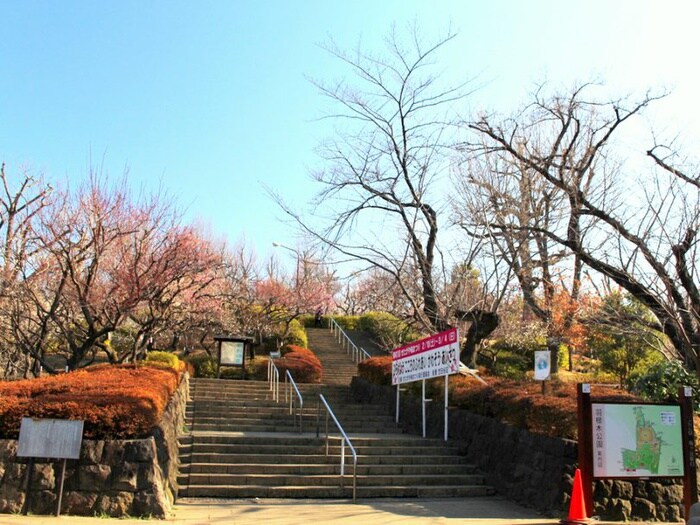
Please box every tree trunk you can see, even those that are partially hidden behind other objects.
[547,336,560,375]
[459,310,500,366]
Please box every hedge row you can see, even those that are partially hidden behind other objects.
[274,345,323,383]
[357,355,644,440]
[358,356,392,385]
[0,363,182,440]
[331,312,420,350]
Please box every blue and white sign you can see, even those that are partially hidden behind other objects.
[534,350,551,381]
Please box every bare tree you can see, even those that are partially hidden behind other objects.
[466,83,700,374]
[0,164,56,377]
[454,131,583,372]
[276,28,475,335]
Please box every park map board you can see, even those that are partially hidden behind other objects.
[592,403,684,478]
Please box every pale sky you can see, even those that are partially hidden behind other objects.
[1,0,699,266]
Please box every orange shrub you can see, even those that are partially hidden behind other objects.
[0,364,181,439]
[449,376,642,440]
[274,345,322,383]
[358,356,393,385]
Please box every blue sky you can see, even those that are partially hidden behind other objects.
[1,0,699,266]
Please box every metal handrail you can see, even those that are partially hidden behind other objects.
[316,393,357,502]
[267,356,280,402]
[285,370,304,432]
[329,318,371,363]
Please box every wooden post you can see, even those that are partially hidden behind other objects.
[679,386,698,519]
[577,383,594,518]
[21,458,34,515]
[55,458,67,516]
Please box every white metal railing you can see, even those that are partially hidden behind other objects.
[267,356,280,402]
[285,370,304,432]
[316,394,357,502]
[329,318,371,363]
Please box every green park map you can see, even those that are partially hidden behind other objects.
[592,403,684,478]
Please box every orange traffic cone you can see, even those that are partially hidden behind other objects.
[560,468,590,524]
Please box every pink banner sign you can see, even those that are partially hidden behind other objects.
[391,328,460,385]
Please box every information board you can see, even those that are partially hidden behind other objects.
[592,403,684,478]
[220,341,245,366]
[392,328,460,385]
[17,418,84,459]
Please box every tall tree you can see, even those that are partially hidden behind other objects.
[277,28,474,334]
[454,133,582,373]
[467,84,700,375]
[0,164,55,376]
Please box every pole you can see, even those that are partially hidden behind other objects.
[55,458,67,516]
[680,386,697,519]
[422,379,426,438]
[395,385,400,424]
[444,374,449,441]
[577,383,594,518]
[22,458,34,515]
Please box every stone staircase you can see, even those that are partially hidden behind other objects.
[177,327,495,500]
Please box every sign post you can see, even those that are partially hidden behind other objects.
[214,335,254,378]
[392,328,460,441]
[17,418,84,517]
[679,386,698,518]
[578,383,694,520]
[534,350,551,395]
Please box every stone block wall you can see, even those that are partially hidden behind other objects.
[0,372,189,518]
[351,377,685,523]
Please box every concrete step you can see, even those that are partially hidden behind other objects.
[182,452,473,466]
[181,462,478,476]
[179,484,495,499]
[181,360,495,501]
[179,472,486,487]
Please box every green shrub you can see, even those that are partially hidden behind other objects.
[184,353,217,378]
[489,351,529,380]
[330,315,360,331]
[358,312,419,350]
[298,314,317,328]
[145,351,181,371]
[285,319,308,348]
[219,367,245,380]
[627,359,700,409]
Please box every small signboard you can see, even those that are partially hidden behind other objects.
[591,403,684,478]
[17,418,84,460]
[220,341,245,366]
[392,328,460,385]
[534,350,551,381]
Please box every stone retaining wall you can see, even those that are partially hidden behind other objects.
[351,377,685,523]
[0,372,189,518]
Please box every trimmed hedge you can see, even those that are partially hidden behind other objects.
[274,345,322,383]
[286,319,308,348]
[328,315,360,331]
[358,356,393,385]
[330,313,420,350]
[145,350,183,371]
[448,376,640,440]
[184,353,218,378]
[0,364,182,440]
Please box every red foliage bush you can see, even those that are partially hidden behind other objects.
[449,376,641,440]
[274,345,322,383]
[0,364,181,439]
[358,356,392,385]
